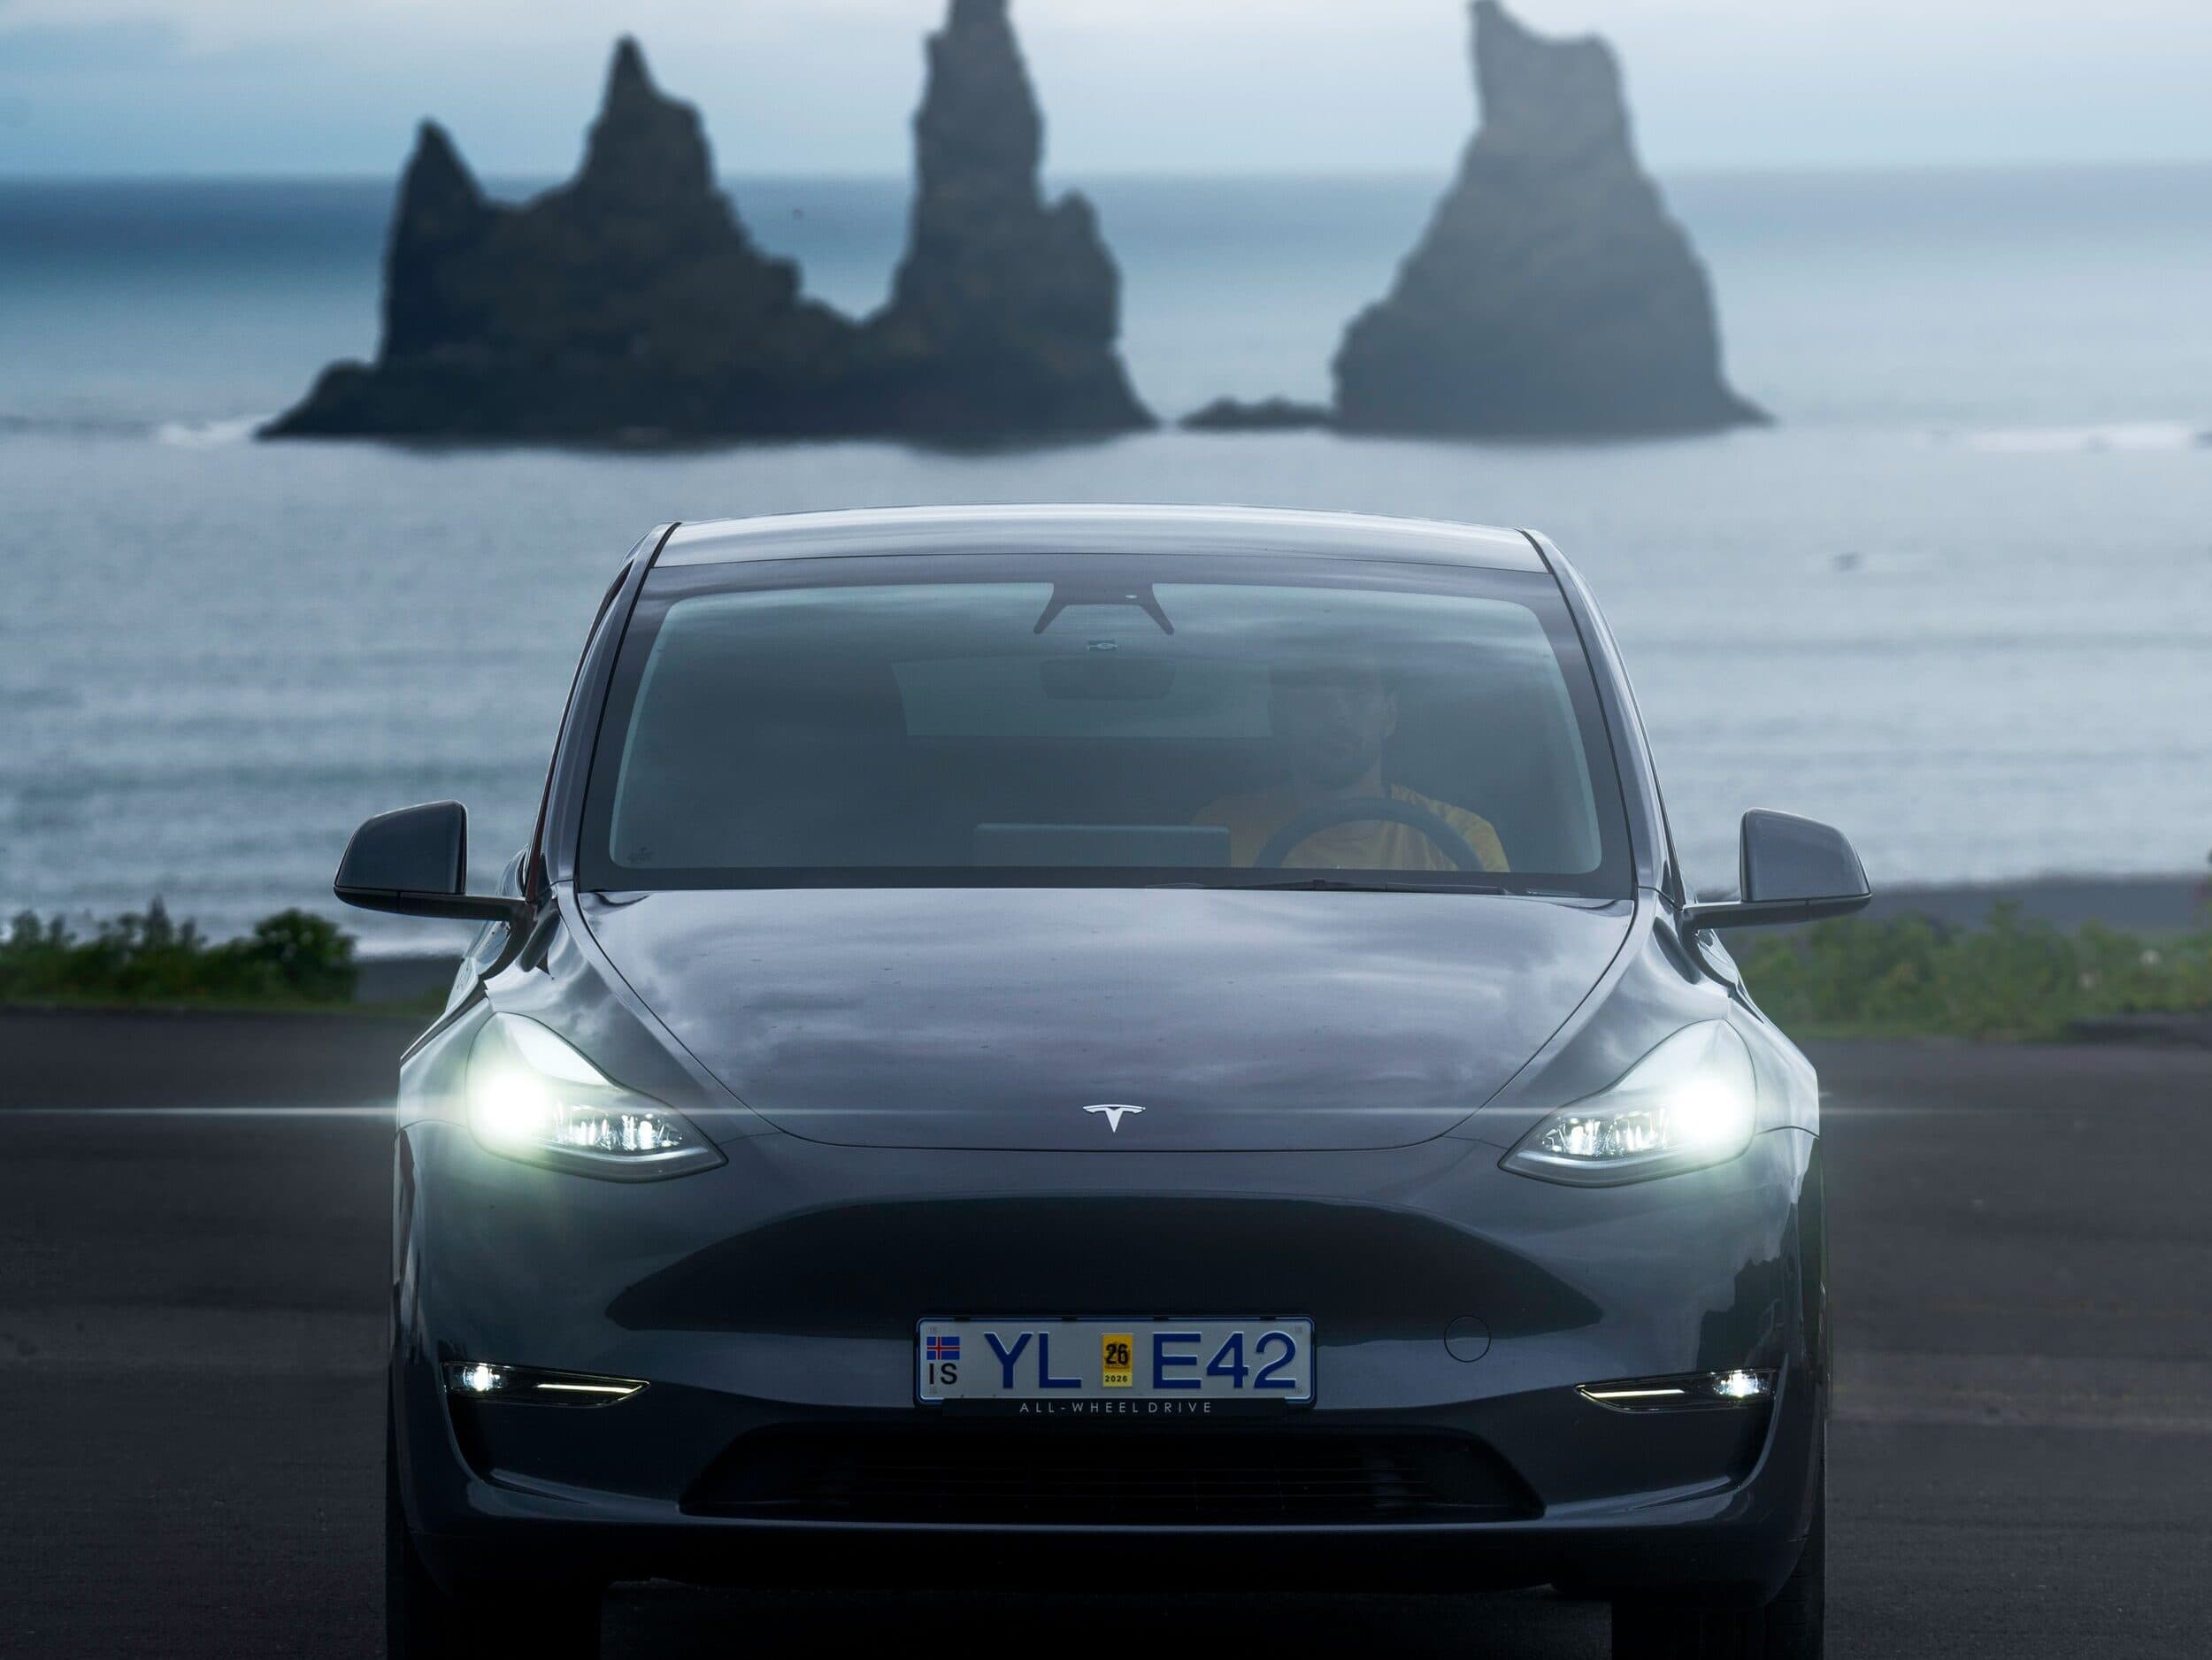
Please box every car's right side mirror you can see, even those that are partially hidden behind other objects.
[1681,810,1871,932]
[334,800,529,926]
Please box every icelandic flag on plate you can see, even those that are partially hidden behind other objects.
[925,1334,960,1363]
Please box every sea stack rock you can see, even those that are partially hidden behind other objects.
[268,18,1150,444]
[1333,1,1762,437]
[864,0,1153,437]
[265,41,863,441]
[377,123,495,363]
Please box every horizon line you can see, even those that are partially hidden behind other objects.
[9,157,2212,188]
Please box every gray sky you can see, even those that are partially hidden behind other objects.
[3,0,2208,177]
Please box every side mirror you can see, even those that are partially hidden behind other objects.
[1682,810,1871,932]
[334,801,529,926]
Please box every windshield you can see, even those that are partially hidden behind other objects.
[580,552,1632,895]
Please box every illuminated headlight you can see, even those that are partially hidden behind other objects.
[1502,1022,1758,1186]
[1578,1368,1777,1410]
[466,1013,723,1180]
[443,1361,647,1405]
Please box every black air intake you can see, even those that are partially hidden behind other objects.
[684,1426,1537,1526]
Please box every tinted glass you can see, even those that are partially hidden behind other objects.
[580,553,1631,895]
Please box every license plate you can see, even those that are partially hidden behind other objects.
[917,1318,1314,1406]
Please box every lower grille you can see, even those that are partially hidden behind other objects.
[685,1426,1535,1526]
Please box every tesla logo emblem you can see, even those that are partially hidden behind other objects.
[1082,1104,1145,1134]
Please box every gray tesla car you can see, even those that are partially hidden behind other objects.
[336,506,1869,1660]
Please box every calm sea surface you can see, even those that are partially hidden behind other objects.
[3,169,2210,947]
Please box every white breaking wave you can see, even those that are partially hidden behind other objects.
[153,414,268,449]
[1953,420,2208,455]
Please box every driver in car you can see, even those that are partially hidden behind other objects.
[1194,661,1509,872]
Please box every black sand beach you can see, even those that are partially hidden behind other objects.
[2,1009,2208,1657]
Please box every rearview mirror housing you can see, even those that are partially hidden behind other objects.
[334,801,528,926]
[1682,810,1871,932]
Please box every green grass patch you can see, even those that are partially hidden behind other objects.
[1736,903,2212,1041]
[14,896,2210,1040]
[0,901,363,1010]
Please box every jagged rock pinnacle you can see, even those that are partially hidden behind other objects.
[1333,0,1762,436]
[870,0,1152,435]
[401,122,480,216]
[1471,0,1627,160]
[265,15,1154,442]
[379,122,491,360]
[912,0,1042,211]
[573,37,718,214]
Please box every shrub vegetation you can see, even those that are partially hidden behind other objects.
[1736,903,2212,1040]
[0,901,357,1007]
[5,897,2209,1036]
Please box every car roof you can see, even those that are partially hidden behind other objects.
[656,505,1548,573]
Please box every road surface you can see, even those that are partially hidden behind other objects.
[1,1009,2206,1657]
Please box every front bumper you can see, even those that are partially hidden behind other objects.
[391,1119,1825,1601]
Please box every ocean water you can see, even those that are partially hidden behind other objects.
[3,168,2211,949]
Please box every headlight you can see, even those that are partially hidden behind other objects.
[465,1013,723,1180]
[1502,1022,1757,1186]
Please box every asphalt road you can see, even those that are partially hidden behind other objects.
[2,1008,2208,1658]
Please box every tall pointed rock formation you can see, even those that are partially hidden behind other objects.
[266,15,1154,443]
[571,38,718,213]
[1333,1,1762,436]
[379,122,495,361]
[266,40,862,441]
[864,0,1153,436]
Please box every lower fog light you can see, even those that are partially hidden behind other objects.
[1578,1368,1777,1411]
[452,1362,509,1396]
[442,1362,648,1405]
[1710,1368,1772,1402]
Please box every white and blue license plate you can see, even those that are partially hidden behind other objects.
[917,1318,1315,1407]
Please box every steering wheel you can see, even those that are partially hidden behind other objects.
[1252,795,1487,872]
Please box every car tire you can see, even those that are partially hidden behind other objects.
[1609,1471,1824,1660]
[386,1403,601,1660]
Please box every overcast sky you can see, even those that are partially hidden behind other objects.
[3,0,2209,178]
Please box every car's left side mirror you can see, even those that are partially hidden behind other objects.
[1681,810,1871,932]
[334,800,529,926]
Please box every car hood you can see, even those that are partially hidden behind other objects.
[580,888,1632,1151]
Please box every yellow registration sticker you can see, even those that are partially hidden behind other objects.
[1101,1332,1134,1387]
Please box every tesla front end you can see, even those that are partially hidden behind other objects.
[338,507,1869,1660]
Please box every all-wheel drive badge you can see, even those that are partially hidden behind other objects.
[1082,1103,1144,1134]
